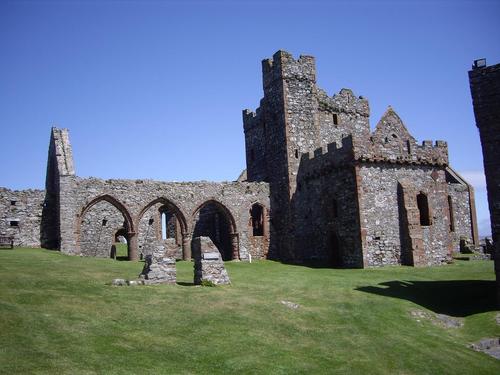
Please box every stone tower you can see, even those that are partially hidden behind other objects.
[469,60,500,305]
[243,51,369,261]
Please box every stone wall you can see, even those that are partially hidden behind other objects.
[293,141,362,267]
[447,181,475,252]
[58,176,270,261]
[358,164,452,266]
[80,199,127,257]
[469,61,500,305]
[0,188,45,247]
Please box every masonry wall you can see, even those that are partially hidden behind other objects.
[448,183,474,251]
[469,62,500,305]
[80,200,126,257]
[0,188,45,247]
[357,164,452,266]
[58,177,270,261]
[293,164,363,267]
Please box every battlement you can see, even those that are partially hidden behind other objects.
[317,87,370,117]
[262,50,316,90]
[297,136,354,182]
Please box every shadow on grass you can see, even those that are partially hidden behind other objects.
[356,280,497,317]
[177,282,196,287]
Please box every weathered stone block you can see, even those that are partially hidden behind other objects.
[193,236,230,285]
[139,245,176,285]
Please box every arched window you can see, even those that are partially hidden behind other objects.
[250,204,264,236]
[417,192,430,226]
[448,196,455,232]
[160,209,177,240]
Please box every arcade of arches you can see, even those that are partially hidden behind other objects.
[77,195,270,261]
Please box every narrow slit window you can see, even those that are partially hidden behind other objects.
[332,113,338,125]
[417,193,430,226]
[294,149,299,159]
[448,196,455,232]
[10,220,19,227]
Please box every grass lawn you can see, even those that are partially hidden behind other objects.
[0,248,499,374]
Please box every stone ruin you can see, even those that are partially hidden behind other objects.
[193,236,231,285]
[469,60,500,303]
[0,50,483,269]
[139,244,176,285]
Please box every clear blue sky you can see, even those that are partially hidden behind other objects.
[1,0,499,235]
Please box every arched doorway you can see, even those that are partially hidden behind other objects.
[111,227,129,260]
[77,195,135,259]
[248,202,269,259]
[192,200,238,261]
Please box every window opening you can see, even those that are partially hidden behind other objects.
[250,204,264,236]
[417,193,430,226]
[448,196,455,232]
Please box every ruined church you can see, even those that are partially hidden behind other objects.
[0,51,478,267]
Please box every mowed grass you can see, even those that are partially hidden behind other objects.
[0,248,499,374]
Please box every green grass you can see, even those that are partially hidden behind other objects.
[0,248,499,374]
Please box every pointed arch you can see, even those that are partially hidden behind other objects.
[78,194,134,232]
[192,199,237,234]
[76,194,135,259]
[136,197,188,235]
[192,199,239,260]
[249,202,267,237]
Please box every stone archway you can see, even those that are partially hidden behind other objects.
[136,198,190,260]
[77,194,137,260]
[192,200,239,261]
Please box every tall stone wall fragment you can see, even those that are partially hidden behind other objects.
[469,60,500,305]
[193,236,231,285]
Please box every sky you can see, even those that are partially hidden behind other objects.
[1,0,499,236]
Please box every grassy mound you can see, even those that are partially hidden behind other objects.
[0,248,499,374]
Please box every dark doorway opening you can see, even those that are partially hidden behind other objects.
[193,202,234,260]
